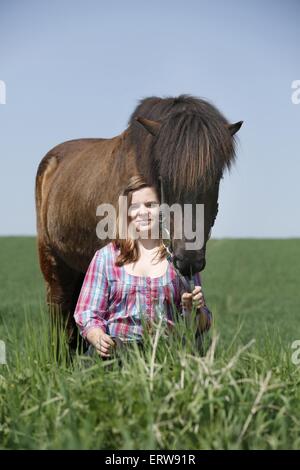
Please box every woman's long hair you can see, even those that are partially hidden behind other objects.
[113,175,167,266]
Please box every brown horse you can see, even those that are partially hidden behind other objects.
[35,94,242,348]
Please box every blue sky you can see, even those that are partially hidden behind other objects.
[0,0,299,237]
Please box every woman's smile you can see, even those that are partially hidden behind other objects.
[136,218,151,223]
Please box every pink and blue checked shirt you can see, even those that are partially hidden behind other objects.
[74,241,212,342]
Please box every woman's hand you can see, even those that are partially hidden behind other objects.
[181,285,205,312]
[86,327,115,358]
[95,332,116,358]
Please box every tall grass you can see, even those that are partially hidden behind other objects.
[0,302,299,450]
[1,237,299,449]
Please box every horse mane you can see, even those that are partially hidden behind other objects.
[127,94,237,196]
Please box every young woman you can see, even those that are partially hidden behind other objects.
[74,175,212,358]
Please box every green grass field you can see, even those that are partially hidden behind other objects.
[0,237,300,450]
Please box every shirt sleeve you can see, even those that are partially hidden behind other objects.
[74,248,110,338]
[180,271,212,331]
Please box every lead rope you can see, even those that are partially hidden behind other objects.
[159,177,203,353]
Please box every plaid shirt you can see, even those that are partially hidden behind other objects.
[74,241,212,342]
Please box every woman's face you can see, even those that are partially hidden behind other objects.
[128,186,160,238]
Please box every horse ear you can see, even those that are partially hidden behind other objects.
[134,117,161,136]
[227,121,243,136]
